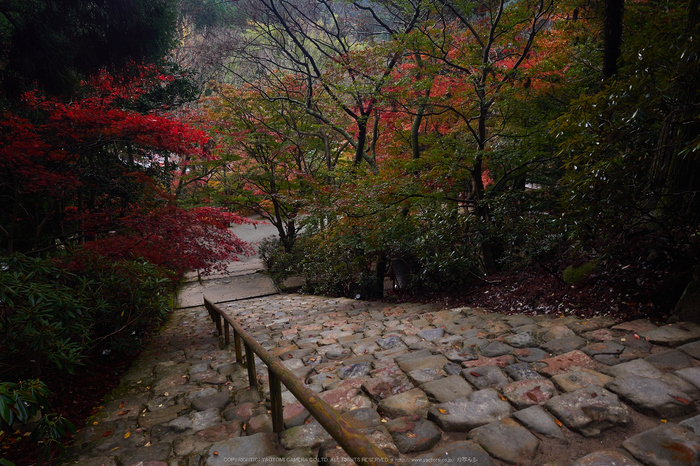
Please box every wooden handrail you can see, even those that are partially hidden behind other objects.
[204,297,395,466]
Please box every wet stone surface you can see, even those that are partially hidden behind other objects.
[545,386,631,437]
[60,291,700,466]
[467,418,540,466]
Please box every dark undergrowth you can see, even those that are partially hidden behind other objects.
[0,352,138,465]
[387,229,699,324]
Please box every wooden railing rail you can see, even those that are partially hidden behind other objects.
[204,297,395,466]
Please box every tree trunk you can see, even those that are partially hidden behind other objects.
[370,254,387,299]
[603,0,624,78]
[411,53,432,160]
[472,98,498,273]
[354,117,368,167]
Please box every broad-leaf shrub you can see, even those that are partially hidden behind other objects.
[66,252,173,355]
[268,204,485,298]
[0,253,172,376]
[263,188,564,298]
[0,255,90,374]
[0,379,76,465]
[555,0,700,247]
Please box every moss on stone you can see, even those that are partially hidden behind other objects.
[563,261,598,285]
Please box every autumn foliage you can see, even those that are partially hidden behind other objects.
[0,66,251,277]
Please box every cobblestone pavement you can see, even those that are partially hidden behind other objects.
[62,294,700,466]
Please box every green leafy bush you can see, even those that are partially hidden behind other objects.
[258,237,302,286]
[262,203,486,298]
[72,254,173,355]
[563,260,598,285]
[0,255,90,374]
[0,379,76,465]
[0,253,173,376]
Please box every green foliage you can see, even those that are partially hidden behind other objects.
[72,253,173,355]
[563,260,598,285]
[258,237,299,285]
[555,0,700,246]
[487,188,564,269]
[265,201,486,297]
[0,379,50,427]
[0,255,90,374]
[0,379,76,464]
[179,0,241,29]
[0,0,178,97]
[0,253,172,375]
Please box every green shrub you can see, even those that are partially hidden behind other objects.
[0,252,173,376]
[563,260,598,285]
[0,254,90,374]
[261,204,485,298]
[73,254,173,355]
[258,237,301,286]
[0,379,76,464]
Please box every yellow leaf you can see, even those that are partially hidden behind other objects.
[110,447,119,452]
[124,432,130,439]
[661,419,667,423]
[93,422,98,426]
[438,408,447,414]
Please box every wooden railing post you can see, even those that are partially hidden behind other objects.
[268,368,284,433]
[244,342,257,388]
[234,331,242,363]
[224,321,230,346]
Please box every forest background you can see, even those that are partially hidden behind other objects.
[0,0,698,463]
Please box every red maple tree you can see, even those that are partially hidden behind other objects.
[0,67,252,276]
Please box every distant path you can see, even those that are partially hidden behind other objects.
[177,217,280,308]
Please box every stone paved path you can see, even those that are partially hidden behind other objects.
[61,293,700,466]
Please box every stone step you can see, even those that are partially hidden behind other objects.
[61,291,700,466]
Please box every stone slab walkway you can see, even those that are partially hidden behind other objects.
[177,275,278,308]
[61,294,700,466]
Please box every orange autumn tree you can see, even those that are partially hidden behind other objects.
[199,0,581,296]
[204,83,335,252]
[376,0,557,271]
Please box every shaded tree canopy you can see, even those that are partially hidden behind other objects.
[0,0,178,96]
